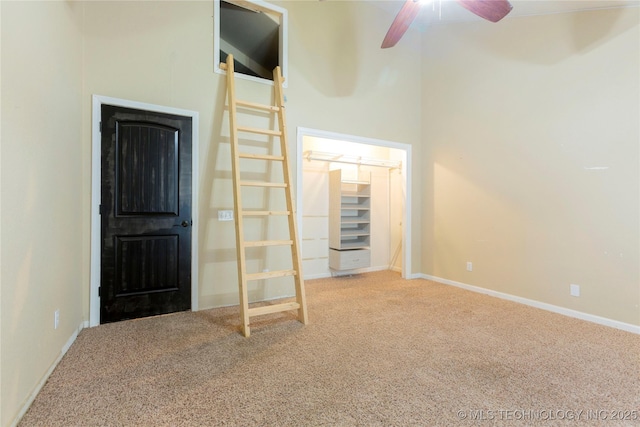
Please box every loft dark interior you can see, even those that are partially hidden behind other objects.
[220,1,279,80]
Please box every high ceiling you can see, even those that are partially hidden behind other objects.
[378,0,640,25]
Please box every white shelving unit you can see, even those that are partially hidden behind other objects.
[329,169,371,271]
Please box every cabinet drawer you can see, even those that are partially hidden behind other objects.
[329,248,370,271]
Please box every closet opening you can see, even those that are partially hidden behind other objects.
[296,128,411,280]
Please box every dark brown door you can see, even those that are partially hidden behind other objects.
[100,104,192,323]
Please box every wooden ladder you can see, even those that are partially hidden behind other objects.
[221,54,308,337]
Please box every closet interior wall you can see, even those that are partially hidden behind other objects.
[301,137,403,279]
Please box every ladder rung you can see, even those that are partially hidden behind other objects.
[236,100,280,113]
[238,153,284,161]
[240,181,287,188]
[248,302,300,317]
[242,210,290,216]
[246,269,297,281]
[244,240,293,247]
[237,126,282,137]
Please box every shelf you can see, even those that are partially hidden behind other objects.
[331,235,370,250]
[340,205,371,212]
[343,245,369,251]
[341,193,370,199]
[341,209,369,216]
[340,219,370,224]
[341,182,370,193]
[340,212,370,221]
[329,169,373,270]
[341,179,370,185]
[339,243,370,250]
[337,233,370,248]
[340,230,370,237]
[340,195,371,208]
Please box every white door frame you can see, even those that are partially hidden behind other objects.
[296,127,412,278]
[90,95,200,327]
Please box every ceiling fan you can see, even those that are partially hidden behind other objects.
[381,0,513,48]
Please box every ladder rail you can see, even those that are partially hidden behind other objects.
[273,65,309,325]
[225,56,251,337]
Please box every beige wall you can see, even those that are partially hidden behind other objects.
[2,2,423,423]
[81,0,422,308]
[421,8,639,325]
[1,1,85,425]
[286,0,423,276]
[2,1,638,426]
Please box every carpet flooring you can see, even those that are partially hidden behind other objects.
[19,271,640,426]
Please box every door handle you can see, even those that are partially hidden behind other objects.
[173,220,192,228]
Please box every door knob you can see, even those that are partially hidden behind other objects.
[181,220,190,227]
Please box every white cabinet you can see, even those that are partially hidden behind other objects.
[329,248,371,270]
[329,169,371,271]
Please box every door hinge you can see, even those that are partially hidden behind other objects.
[99,204,103,215]
[99,121,102,133]
[98,287,101,297]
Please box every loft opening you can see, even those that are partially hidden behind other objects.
[214,0,288,86]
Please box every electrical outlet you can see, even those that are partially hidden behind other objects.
[54,309,60,330]
[466,262,473,272]
[570,284,580,297]
[218,210,233,221]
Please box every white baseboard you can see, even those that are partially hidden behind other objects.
[11,321,86,427]
[419,274,640,335]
